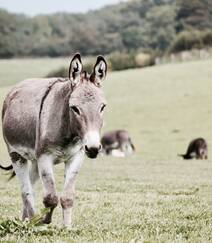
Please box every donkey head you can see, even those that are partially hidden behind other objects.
[68,54,107,159]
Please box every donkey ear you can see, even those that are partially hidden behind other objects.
[69,53,83,86]
[90,56,107,87]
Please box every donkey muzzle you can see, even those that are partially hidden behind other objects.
[85,145,102,159]
[84,131,101,159]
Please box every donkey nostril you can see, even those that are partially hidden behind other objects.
[85,145,89,152]
[90,147,98,154]
[99,144,102,151]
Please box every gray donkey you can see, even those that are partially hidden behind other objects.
[0,54,107,227]
[179,138,208,160]
[101,130,135,157]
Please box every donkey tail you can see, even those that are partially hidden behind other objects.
[0,164,16,180]
[178,154,190,159]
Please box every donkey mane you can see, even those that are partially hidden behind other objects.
[38,78,70,121]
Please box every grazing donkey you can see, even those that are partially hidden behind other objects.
[0,54,107,226]
[101,130,135,157]
[179,138,208,160]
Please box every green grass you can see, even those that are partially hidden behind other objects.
[0,59,212,242]
[0,58,68,87]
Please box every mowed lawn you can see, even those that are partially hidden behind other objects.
[0,58,212,242]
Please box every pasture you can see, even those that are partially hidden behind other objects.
[0,58,212,242]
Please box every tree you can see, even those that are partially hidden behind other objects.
[176,0,212,31]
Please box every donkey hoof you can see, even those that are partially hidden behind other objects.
[42,215,52,224]
[63,223,72,230]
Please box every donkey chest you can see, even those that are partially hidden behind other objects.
[49,143,83,164]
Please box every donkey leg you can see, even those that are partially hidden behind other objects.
[30,161,39,186]
[38,154,58,224]
[28,162,39,214]
[61,150,84,227]
[196,149,203,159]
[10,152,35,220]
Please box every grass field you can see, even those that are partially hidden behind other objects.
[0,58,212,242]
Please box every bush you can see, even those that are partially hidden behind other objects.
[135,52,155,67]
[82,62,94,74]
[168,31,202,53]
[168,30,212,53]
[46,61,96,78]
[202,30,212,46]
[108,52,136,71]
[46,67,67,78]
[46,52,155,78]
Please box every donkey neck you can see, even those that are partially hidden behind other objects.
[36,80,77,157]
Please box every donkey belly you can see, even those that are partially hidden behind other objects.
[2,78,59,158]
[2,94,37,158]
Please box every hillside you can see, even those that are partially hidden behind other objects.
[0,0,212,58]
[0,59,212,241]
[0,58,212,159]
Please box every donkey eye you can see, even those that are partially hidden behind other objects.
[100,104,106,113]
[71,106,81,115]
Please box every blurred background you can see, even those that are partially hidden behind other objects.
[0,0,212,69]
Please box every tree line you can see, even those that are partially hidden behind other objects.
[0,0,212,58]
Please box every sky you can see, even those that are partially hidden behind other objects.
[0,0,123,16]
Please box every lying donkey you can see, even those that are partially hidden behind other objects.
[0,54,107,227]
[101,130,135,157]
[179,138,208,160]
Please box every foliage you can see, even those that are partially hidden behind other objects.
[168,30,212,53]
[0,218,72,241]
[108,52,137,71]
[0,209,52,238]
[135,52,155,67]
[1,0,211,58]
[176,0,212,32]
[46,51,155,76]
[46,61,95,78]
[0,0,181,57]
[46,67,68,78]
